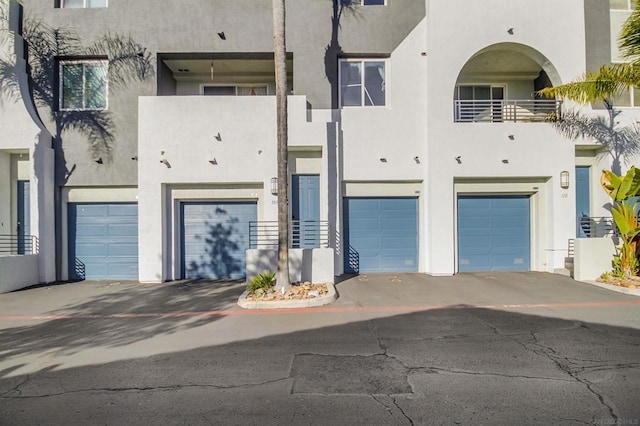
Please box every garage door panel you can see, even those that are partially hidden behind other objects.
[344,197,418,273]
[458,196,530,272]
[181,202,256,279]
[107,243,138,257]
[75,243,108,257]
[108,223,138,236]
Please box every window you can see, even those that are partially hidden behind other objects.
[339,59,386,107]
[362,0,386,5]
[60,60,108,110]
[455,85,505,122]
[61,0,108,8]
[612,86,640,107]
[201,85,268,96]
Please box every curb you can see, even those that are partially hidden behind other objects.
[580,280,640,297]
[237,282,337,309]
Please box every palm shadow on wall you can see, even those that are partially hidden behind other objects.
[554,104,640,175]
[0,7,153,182]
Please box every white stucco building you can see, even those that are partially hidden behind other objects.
[0,0,637,290]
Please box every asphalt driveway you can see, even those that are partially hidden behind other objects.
[1,272,639,425]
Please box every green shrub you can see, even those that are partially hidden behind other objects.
[247,272,276,293]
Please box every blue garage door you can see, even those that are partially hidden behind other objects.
[458,196,530,272]
[68,203,139,280]
[181,202,257,279]
[344,197,418,273]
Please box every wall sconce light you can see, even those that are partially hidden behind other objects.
[380,157,387,163]
[560,170,570,189]
[455,156,462,164]
[507,134,515,140]
[131,156,138,161]
[209,158,218,165]
[270,177,278,195]
[507,27,514,35]
[414,156,420,164]
[217,31,226,40]
[214,132,222,141]
[502,159,509,164]
[94,157,103,164]
[160,158,171,168]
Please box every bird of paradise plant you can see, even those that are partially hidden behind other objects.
[601,167,640,277]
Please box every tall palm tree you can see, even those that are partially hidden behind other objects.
[272,0,290,292]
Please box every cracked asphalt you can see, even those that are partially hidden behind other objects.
[1,272,639,425]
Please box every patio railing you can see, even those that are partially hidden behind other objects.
[0,234,38,255]
[454,99,562,123]
[249,221,329,249]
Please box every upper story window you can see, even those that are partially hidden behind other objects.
[339,59,386,107]
[60,0,107,8]
[610,0,633,10]
[613,86,640,107]
[201,85,268,96]
[60,60,108,111]
[362,0,386,5]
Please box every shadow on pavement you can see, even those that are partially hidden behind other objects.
[1,304,639,424]
[0,280,245,359]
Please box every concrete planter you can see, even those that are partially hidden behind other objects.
[245,248,335,284]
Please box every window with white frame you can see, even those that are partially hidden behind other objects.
[61,0,108,8]
[613,86,640,107]
[362,0,386,5]
[201,85,268,96]
[339,59,386,107]
[60,60,108,111]
[610,0,633,10]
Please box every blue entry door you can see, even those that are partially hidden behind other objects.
[575,166,591,237]
[457,195,530,272]
[292,175,320,248]
[344,197,418,273]
[17,181,30,254]
[181,202,257,279]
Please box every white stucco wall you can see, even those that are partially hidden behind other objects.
[137,95,330,282]
[424,0,588,275]
[0,255,40,293]
[0,0,55,284]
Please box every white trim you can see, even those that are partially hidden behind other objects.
[453,181,548,273]
[61,0,108,8]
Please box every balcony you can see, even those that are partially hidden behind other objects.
[454,99,561,123]
[157,53,293,97]
[249,221,330,249]
[0,234,38,256]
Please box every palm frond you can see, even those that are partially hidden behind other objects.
[537,66,636,103]
[86,33,154,89]
[619,1,640,60]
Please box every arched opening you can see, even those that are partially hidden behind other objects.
[453,43,562,123]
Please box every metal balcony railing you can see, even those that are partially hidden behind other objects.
[0,234,38,256]
[249,221,329,249]
[577,216,617,239]
[568,216,617,258]
[454,99,562,123]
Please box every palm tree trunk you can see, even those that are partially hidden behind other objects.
[272,0,290,291]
